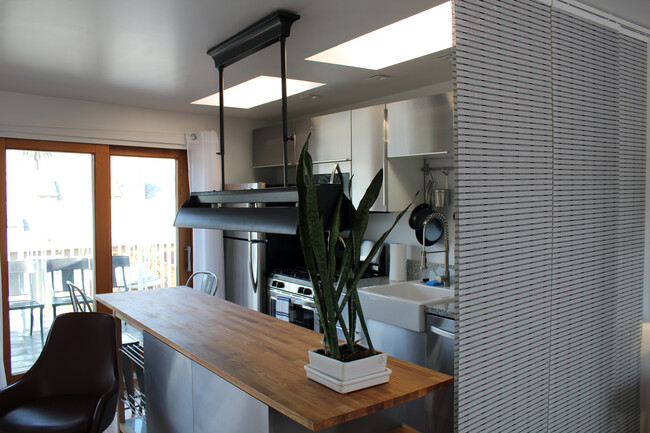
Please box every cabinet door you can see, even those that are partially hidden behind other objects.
[386,93,453,158]
[252,122,296,168]
[296,111,351,163]
[351,105,386,211]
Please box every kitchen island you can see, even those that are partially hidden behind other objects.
[96,286,453,433]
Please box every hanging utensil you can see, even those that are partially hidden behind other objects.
[433,169,451,208]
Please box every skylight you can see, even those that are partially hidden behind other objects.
[305,2,452,70]
[191,76,325,109]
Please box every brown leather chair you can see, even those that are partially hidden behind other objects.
[0,312,119,432]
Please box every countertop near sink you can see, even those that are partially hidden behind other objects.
[359,277,457,320]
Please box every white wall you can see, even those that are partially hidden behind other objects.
[0,91,261,184]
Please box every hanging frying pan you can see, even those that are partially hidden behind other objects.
[409,203,434,229]
[415,218,443,246]
[409,203,443,246]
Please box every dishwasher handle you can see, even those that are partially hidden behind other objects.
[429,325,454,340]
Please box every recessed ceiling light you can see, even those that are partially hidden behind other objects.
[191,76,325,109]
[305,1,452,70]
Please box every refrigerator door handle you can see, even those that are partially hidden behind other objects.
[248,232,258,293]
[185,246,192,272]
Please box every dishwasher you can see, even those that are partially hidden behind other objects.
[426,314,454,432]
[339,314,454,432]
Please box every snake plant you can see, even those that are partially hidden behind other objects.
[297,134,411,361]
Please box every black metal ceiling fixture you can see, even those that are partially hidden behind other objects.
[206,10,300,189]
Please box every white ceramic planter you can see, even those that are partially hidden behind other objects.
[305,347,391,393]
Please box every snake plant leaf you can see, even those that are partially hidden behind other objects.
[296,133,344,359]
[296,136,329,333]
[327,195,343,285]
[297,132,413,361]
[351,170,383,268]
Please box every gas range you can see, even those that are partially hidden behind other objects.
[266,267,380,332]
[267,269,315,299]
[266,268,320,331]
[267,266,378,298]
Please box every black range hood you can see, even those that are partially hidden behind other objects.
[174,184,348,235]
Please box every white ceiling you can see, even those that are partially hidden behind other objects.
[0,0,646,122]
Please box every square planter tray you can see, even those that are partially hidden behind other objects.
[304,365,392,394]
[308,347,388,381]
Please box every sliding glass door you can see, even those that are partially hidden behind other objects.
[5,150,95,375]
[110,156,178,291]
[1,139,191,381]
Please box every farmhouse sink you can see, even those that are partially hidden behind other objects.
[358,282,454,332]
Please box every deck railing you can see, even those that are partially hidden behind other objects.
[8,243,178,312]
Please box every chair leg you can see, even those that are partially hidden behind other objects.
[29,307,34,336]
[39,307,44,346]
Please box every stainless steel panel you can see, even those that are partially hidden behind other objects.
[253,122,296,168]
[144,332,193,433]
[386,93,453,158]
[426,314,454,433]
[193,361,269,433]
[351,105,386,211]
[295,111,351,163]
[223,183,266,312]
[366,318,426,365]
[224,231,265,312]
[367,319,426,432]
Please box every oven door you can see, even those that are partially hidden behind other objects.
[268,288,320,332]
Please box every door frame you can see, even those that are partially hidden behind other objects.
[0,138,190,383]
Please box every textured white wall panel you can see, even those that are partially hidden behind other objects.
[455,0,554,431]
[455,0,647,431]
[614,32,647,432]
[550,9,621,432]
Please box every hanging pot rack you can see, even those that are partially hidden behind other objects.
[206,10,300,189]
[175,10,353,234]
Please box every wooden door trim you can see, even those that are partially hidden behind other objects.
[108,146,191,285]
[176,151,191,285]
[0,138,9,383]
[1,138,190,383]
[5,138,97,153]
[94,145,112,313]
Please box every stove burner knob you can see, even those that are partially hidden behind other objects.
[303,288,312,296]
[298,287,304,294]
[272,281,284,289]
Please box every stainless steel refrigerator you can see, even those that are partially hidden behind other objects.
[223,183,266,312]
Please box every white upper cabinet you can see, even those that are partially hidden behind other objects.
[295,112,352,163]
[386,92,454,158]
[350,105,421,212]
[351,105,386,211]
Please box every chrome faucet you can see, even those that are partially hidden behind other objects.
[420,212,450,287]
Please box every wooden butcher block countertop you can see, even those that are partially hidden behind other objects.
[96,286,453,431]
